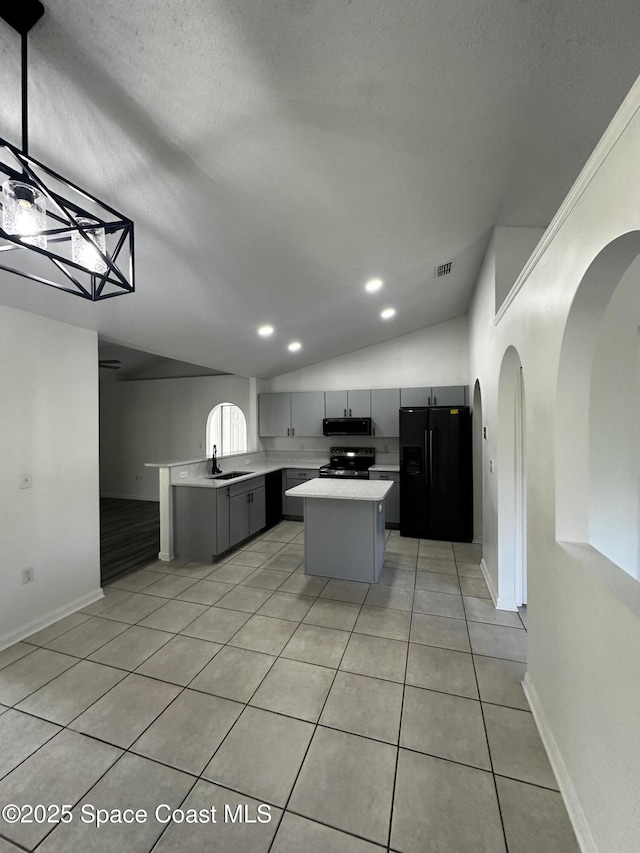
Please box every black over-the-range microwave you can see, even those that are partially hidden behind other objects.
[322,417,373,436]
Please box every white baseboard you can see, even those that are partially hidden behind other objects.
[480,558,498,607]
[522,672,597,853]
[100,493,160,502]
[0,588,105,651]
[158,551,173,562]
[480,557,518,611]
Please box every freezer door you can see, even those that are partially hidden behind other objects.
[399,408,429,538]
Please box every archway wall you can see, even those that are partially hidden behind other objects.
[466,76,640,853]
[471,380,483,544]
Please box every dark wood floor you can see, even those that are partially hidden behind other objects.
[100,498,160,584]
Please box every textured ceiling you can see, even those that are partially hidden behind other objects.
[0,0,639,378]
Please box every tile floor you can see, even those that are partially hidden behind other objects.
[0,523,580,852]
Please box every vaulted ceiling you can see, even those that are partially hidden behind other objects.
[0,0,638,378]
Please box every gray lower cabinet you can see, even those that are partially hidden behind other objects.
[283,468,318,518]
[174,475,266,563]
[173,487,219,563]
[216,488,230,554]
[228,477,266,549]
[369,471,400,527]
[371,388,400,437]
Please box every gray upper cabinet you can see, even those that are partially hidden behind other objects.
[431,385,467,406]
[400,385,468,407]
[259,393,292,436]
[290,391,325,436]
[346,389,371,418]
[400,387,431,407]
[325,389,370,417]
[325,390,348,417]
[371,388,400,437]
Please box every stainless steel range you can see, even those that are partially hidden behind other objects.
[319,447,375,479]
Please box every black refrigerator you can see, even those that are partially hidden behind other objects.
[399,406,473,542]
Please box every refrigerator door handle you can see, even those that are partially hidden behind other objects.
[428,429,433,485]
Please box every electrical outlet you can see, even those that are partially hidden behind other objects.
[19,474,32,489]
[22,567,34,584]
[180,470,188,479]
[489,459,495,473]
[300,443,305,450]
[384,444,389,453]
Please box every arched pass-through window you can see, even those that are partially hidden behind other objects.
[206,403,247,457]
[556,231,640,614]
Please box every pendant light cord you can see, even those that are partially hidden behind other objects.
[22,32,28,155]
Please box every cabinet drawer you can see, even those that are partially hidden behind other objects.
[228,475,265,498]
[286,469,318,480]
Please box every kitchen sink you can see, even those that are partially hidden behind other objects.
[207,471,254,480]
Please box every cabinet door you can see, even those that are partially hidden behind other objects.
[216,488,230,554]
[371,389,400,436]
[346,389,371,418]
[259,393,291,436]
[173,487,217,563]
[430,385,467,406]
[325,390,348,418]
[400,387,431,407]
[249,486,266,536]
[229,492,250,547]
[370,473,400,525]
[285,479,304,517]
[291,391,325,436]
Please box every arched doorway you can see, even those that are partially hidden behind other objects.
[497,346,526,609]
[472,379,483,545]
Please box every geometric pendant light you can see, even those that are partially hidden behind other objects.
[0,1,135,301]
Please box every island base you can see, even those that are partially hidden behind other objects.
[303,496,386,583]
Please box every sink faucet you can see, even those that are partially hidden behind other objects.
[211,445,222,475]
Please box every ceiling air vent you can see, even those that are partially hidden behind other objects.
[435,260,454,278]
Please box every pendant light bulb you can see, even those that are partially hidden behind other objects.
[71,217,107,274]
[2,179,46,248]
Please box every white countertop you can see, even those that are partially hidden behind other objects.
[286,478,394,501]
[369,464,400,473]
[173,460,327,489]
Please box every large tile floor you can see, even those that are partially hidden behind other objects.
[0,523,580,852]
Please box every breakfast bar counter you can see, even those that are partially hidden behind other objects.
[285,478,393,583]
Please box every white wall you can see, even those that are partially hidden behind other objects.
[0,306,101,649]
[494,226,545,312]
[264,316,468,393]
[468,79,640,853]
[100,373,252,500]
[588,255,640,578]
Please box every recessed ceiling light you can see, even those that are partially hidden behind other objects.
[258,324,274,337]
[380,307,396,320]
[365,278,383,293]
[288,341,302,352]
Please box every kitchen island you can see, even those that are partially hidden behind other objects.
[285,478,393,583]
